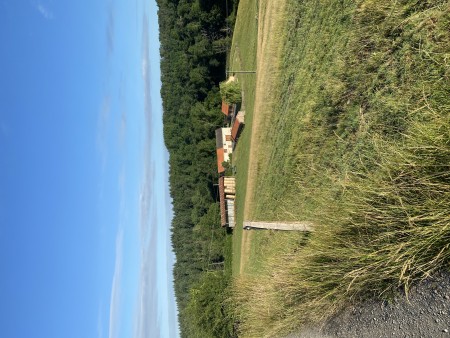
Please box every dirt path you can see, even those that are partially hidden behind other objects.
[240,0,288,275]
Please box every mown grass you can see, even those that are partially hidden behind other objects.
[232,0,292,276]
[228,0,259,276]
[232,0,450,336]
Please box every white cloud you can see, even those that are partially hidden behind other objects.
[96,96,111,172]
[106,4,115,56]
[108,230,124,338]
[118,77,127,152]
[36,3,53,19]
[97,304,104,338]
[133,236,159,338]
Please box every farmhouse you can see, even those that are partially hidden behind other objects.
[215,127,233,174]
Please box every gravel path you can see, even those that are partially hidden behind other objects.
[287,271,450,338]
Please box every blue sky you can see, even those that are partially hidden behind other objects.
[0,1,178,337]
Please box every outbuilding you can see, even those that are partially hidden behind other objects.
[221,101,235,117]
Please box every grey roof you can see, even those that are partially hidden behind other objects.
[215,128,223,149]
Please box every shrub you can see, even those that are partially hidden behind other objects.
[220,80,242,104]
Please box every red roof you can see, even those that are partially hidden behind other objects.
[231,118,243,141]
[216,148,225,173]
[221,102,234,116]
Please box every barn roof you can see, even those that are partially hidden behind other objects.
[231,118,241,141]
[216,148,225,173]
[231,112,245,142]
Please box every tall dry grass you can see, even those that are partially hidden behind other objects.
[232,109,450,337]
[230,0,450,336]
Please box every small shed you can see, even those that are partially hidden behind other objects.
[221,101,235,116]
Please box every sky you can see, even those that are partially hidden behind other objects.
[0,1,179,337]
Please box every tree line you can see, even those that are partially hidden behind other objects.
[156,0,237,336]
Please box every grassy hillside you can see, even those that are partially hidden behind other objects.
[231,0,450,336]
[227,0,259,276]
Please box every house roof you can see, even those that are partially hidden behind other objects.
[231,118,240,141]
[218,177,227,226]
[221,102,230,116]
[231,118,245,141]
[216,148,225,173]
[215,128,223,149]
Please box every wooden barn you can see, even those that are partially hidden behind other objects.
[218,176,236,227]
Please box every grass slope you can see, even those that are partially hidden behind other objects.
[228,0,258,276]
[231,0,450,336]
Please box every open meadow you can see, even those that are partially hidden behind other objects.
[230,0,450,336]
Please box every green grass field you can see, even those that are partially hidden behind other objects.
[228,0,259,276]
[230,0,450,336]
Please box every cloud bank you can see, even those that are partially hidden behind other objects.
[106,9,178,338]
[133,13,161,338]
[139,14,155,247]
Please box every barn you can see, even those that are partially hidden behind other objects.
[218,176,236,227]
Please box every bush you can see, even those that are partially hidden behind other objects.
[220,80,242,104]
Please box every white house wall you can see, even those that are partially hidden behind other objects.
[221,127,233,162]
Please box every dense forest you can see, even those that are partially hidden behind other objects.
[156,0,237,336]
